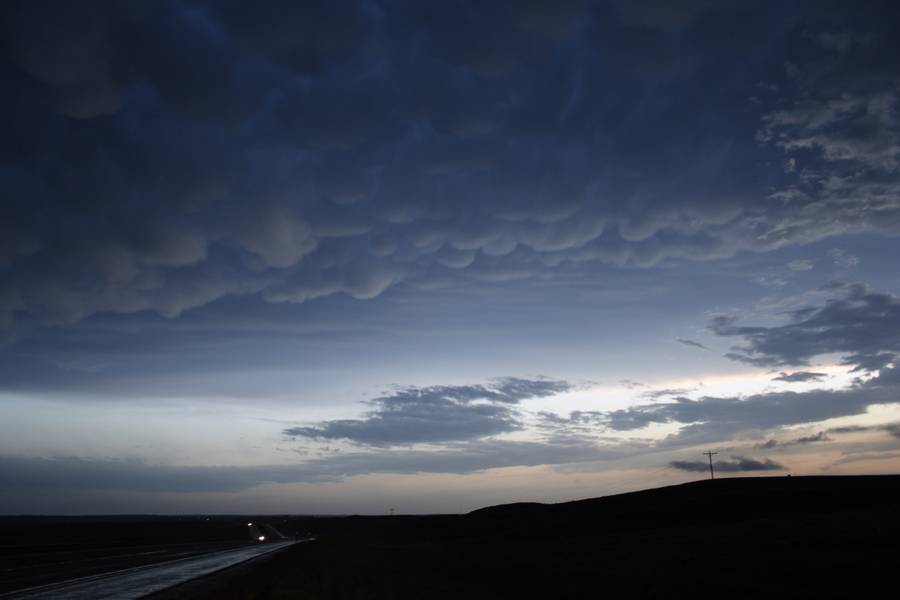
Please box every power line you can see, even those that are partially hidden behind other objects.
[702,451,718,480]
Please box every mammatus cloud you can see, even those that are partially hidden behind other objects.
[2,2,900,328]
[773,371,828,383]
[669,456,786,473]
[712,283,900,371]
[283,378,571,446]
[2,2,900,518]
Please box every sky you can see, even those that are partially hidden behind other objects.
[2,0,900,514]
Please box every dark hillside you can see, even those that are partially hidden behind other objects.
[464,475,900,537]
[157,475,900,599]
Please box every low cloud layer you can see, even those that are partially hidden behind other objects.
[758,431,831,449]
[0,438,619,498]
[828,422,900,440]
[669,456,786,473]
[600,365,900,444]
[773,371,828,383]
[759,422,900,449]
[284,378,571,446]
[713,283,900,372]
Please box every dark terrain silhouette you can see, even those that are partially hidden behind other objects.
[150,475,900,599]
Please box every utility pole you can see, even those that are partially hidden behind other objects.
[702,451,718,480]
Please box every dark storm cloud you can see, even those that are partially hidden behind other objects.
[773,371,828,383]
[610,0,762,32]
[669,456,785,473]
[3,1,900,328]
[712,283,900,371]
[283,378,571,446]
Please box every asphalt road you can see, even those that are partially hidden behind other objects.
[0,539,255,594]
[1,539,304,599]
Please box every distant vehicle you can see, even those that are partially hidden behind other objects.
[247,521,265,542]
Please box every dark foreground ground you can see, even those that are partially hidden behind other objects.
[3,476,899,598]
[155,475,900,599]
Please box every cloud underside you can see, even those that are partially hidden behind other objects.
[669,456,786,473]
[1,2,900,326]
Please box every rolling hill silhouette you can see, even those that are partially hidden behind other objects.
[150,475,900,599]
